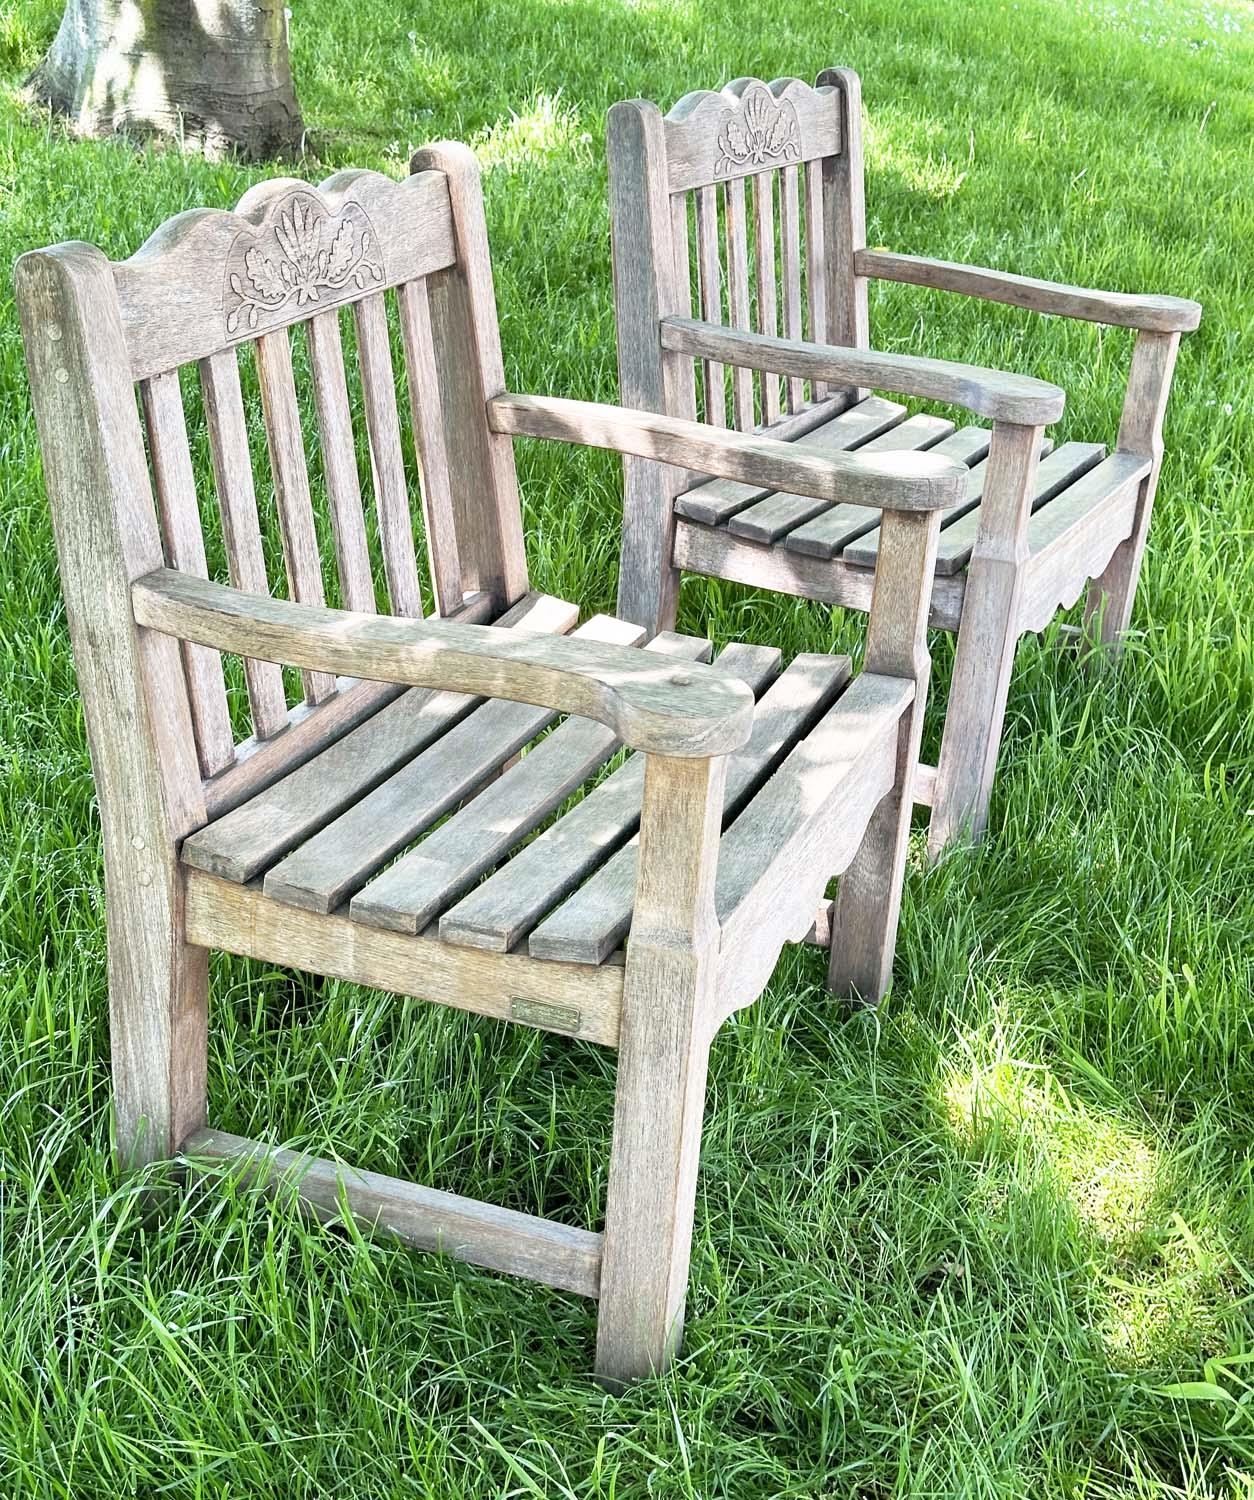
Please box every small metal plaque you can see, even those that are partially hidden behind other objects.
[510,997,582,1034]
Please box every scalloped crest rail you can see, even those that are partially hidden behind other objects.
[606,67,1200,857]
[17,139,963,1385]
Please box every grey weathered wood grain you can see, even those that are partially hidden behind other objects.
[254,327,337,704]
[660,318,1066,426]
[594,747,726,1384]
[854,249,1202,333]
[1022,452,1149,635]
[490,394,967,513]
[261,615,647,913]
[716,671,911,1014]
[113,168,458,381]
[140,369,234,777]
[927,421,1043,854]
[751,172,780,425]
[844,438,1092,573]
[723,175,755,430]
[182,593,576,882]
[396,276,463,616]
[184,870,625,1045]
[350,633,712,935]
[352,292,424,619]
[679,394,904,529]
[1084,331,1182,652]
[17,243,207,1165]
[803,157,828,399]
[672,520,968,633]
[693,184,725,426]
[304,309,375,614]
[199,346,290,740]
[410,142,531,614]
[660,76,840,193]
[819,68,870,363]
[780,419,978,559]
[437,641,776,953]
[528,650,850,965]
[134,570,757,757]
[184,1127,603,1298]
[778,163,805,412]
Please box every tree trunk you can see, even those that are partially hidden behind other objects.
[26,0,304,160]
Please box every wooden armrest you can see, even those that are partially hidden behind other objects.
[132,570,754,758]
[659,319,1066,426]
[488,393,968,512]
[660,318,1062,429]
[855,250,1202,335]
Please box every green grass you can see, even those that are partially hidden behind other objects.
[2,0,1254,1493]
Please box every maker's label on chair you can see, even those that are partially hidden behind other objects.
[510,997,582,1035]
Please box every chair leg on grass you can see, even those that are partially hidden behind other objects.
[828,507,940,1003]
[594,753,724,1386]
[928,421,1042,859]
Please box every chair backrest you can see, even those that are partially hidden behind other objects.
[607,70,869,442]
[16,144,528,836]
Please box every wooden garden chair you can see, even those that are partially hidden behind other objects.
[607,71,1201,856]
[17,144,967,1383]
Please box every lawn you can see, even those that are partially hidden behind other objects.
[2,0,1253,1493]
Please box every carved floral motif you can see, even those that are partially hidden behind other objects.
[224,193,385,335]
[714,86,802,177]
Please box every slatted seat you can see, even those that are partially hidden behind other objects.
[19,142,963,1385]
[607,71,1200,854]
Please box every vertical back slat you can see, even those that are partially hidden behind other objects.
[397,278,463,617]
[722,176,754,431]
[694,185,725,428]
[804,159,828,401]
[254,329,336,706]
[778,165,805,413]
[141,370,234,777]
[353,292,424,618]
[304,310,375,614]
[199,348,289,740]
[670,193,697,423]
[751,174,781,427]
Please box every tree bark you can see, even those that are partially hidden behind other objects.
[26,0,304,160]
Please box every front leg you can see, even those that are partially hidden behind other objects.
[1084,329,1182,656]
[929,421,1044,856]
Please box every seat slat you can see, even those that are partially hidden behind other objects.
[181,592,577,882]
[353,292,424,617]
[778,164,805,412]
[397,278,463,616]
[725,403,928,544]
[675,395,906,529]
[527,651,853,966]
[199,347,290,739]
[845,440,1103,573]
[437,643,784,954]
[782,423,991,560]
[723,176,754,430]
[255,328,337,705]
[350,633,713,935]
[751,174,781,426]
[304,309,375,614]
[694,185,724,426]
[141,370,234,777]
[262,616,646,914]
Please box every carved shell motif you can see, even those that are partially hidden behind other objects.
[223,192,385,335]
[714,85,802,177]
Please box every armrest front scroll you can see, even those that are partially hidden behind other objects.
[658,319,1066,426]
[132,570,754,758]
[855,250,1202,334]
[488,393,968,512]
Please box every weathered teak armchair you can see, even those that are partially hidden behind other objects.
[608,71,1201,855]
[17,145,967,1381]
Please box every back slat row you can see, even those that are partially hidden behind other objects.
[672,163,837,432]
[137,275,470,781]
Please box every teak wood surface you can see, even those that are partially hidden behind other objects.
[18,142,958,1384]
